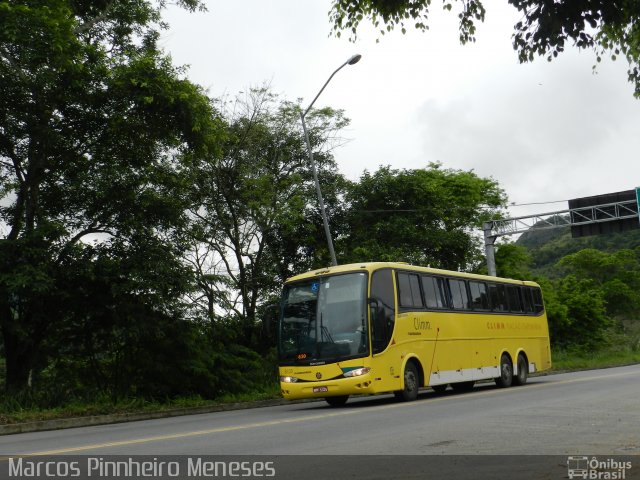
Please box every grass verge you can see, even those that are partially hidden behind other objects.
[0,384,281,426]
[550,347,640,372]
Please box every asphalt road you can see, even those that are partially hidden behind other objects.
[2,365,639,457]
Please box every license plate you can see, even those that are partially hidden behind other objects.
[313,386,328,393]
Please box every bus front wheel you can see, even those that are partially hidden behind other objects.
[495,353,513,388]
[395,362,419,402]
[325,395,349,407]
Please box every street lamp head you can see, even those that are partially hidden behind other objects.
[347,54,362,65]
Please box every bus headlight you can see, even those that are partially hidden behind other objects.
[280,376,299,383]
[343,367,371,378]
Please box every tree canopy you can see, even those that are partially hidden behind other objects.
[329,0,640,96]
[0,0,219,392]
[185,88,349,344]
[342,164,506,270]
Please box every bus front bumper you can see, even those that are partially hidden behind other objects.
[280,373,375,400]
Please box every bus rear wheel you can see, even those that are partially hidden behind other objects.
[495,353,513,388]
[325,395,349,407]
[513,354,528,386]
[395,362,419,402]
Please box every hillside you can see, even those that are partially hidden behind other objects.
[516,220,640,274]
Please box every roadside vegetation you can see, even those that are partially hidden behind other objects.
[0,381,281,425]
[1,1,639,426]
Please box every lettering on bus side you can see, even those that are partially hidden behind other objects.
[414,319,432,331]
[487,321,543,331]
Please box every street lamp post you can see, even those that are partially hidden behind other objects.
[300,54,361,267]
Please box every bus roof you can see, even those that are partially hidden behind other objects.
[285,262,540,287]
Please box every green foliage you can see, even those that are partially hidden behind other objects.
[329,0,485,44]
[0,0,219,393]
[0,388,282,426]
[534,247,640,350]
[551,343,640,371]
[328,0,640,97]
[549,275,611,349]
[342,163,506,270]
[558,248,640,318]
[518,225,640,274]
[492,242,532,279]
[509,0,640,96]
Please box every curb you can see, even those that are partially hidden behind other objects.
[0,398,318,436]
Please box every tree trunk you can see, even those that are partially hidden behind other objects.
[1,304,35,393]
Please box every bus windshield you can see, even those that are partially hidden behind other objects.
[278,272,369,365]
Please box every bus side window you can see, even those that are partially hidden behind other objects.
[532,287,544,313]
[422,276,446,309]
[521,287,534,313]
[469,281,490,310]
[435,277,447,308]
[449,278,470,310]
[397,272,424,309]
[506,285,523,313]
[370,269,396,354]
[489,283,508,312]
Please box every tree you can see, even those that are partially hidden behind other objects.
[0,0,219,392]
[185,88,349,345]
[329,0,640,97]
[543,274,611,348]
[558,248,640,318]
[493,242,532,280]
[342,164,506,270]
[42,239,200,401]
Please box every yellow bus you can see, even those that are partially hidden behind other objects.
[278,262,551,406]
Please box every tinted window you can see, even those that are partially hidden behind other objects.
[532,287,544,313]
[521,287,534,313]
[279,273,369,364]
[489,283,508,312]
[506,286,523,312]
[469,281,490,310]
[397,272,424,308]
[409,275,424,308]
[398,273,412,307]
[370,269,396,354]
[449,279,470,310]
[422,276,447,309]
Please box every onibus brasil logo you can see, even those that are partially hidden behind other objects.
[567,456,632,479]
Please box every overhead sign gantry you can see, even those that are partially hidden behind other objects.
[483,189,640,277]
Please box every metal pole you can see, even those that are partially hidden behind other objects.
[300,111,337,266]
[483,221,497,277]
[300,54,361,267]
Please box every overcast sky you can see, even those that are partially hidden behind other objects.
[161,1,640,220]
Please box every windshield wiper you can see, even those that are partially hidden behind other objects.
[319,313,334,343]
